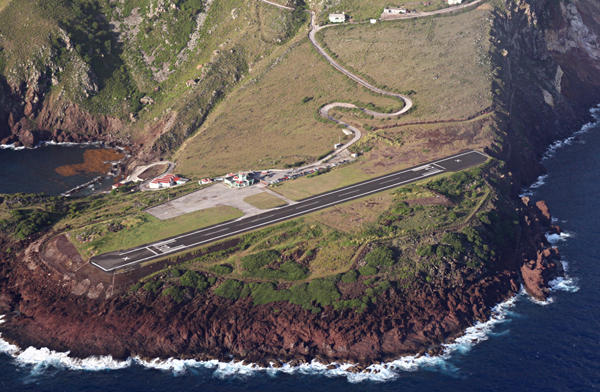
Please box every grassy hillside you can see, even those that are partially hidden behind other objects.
[174,39,401,177]
[320,6,494,121]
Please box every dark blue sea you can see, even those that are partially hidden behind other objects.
[1,107,599,391]
[0,143,118,196]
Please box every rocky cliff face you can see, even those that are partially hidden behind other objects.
[0,69,126,148]
[0,0,598,367]
[492,0,600,191]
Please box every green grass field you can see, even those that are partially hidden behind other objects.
[243,192,288,209]
[70,205,243,259]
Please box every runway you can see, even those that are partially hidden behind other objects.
[90,150,488,272]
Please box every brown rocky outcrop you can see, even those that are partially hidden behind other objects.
[517,197,563,301]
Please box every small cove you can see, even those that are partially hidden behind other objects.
[0,144,124,196]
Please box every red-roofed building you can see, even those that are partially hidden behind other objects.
[149,174,189,189]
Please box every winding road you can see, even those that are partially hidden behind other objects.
[259,0,480,160]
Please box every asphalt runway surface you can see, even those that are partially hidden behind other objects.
[91,150,488,272]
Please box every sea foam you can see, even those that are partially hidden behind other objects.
[0,295,520,383]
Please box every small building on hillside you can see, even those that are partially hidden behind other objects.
[224,172,255,189]
[200,178,213,185]
[329,13,346,23]
[111,182,125,190]
[149,174,188,189]
[370,19,377,24]
[384,7,407,14]
[447,0,463,4]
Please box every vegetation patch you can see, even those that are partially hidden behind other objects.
[243,192,288,210]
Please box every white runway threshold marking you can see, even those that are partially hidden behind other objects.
[94,150,488,272]
[146,247,159,255]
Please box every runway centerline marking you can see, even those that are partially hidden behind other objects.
[296,201,318,209]
[92,150,489,272]
[338,189,361,197]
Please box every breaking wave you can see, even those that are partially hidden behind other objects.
[542,104,600,160]
[0,140,103,151]
[519,174,548,197]
[0,296,521,382]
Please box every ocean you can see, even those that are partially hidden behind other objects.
[0,107,598,391]
[0,143,122,196]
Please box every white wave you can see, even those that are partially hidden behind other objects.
[549,276,579,293]
[542,104,600,161]
[0,296,520,382]
[546,231,573,245]
[519,174,548,197]
[0,143,26,150]
[0,141,102,151]
[575,104,600,136]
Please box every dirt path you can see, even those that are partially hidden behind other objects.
[258,1,413,163]
[259,0,484,165]
[380,0,482,20]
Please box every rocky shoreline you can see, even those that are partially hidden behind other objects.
[0,0,598,372]
[0,194,562,368]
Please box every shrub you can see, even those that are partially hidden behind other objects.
[376,281,391,293]
[365,246,395,267]
[251,283,290,305]
[179,271,210,291]
[241,250,280,271]
[341,270,358,283]
[441,233,465,253]
[288,283,312,308]
[162,286,186,303]
[214,279,244,300]
[142,280,163,293]
[359,265,377,276]
[130,282,142,292]
[416,245,436,257]
[307,279,340,306]
[209,264,233,276]
[363,277,376,286]
[242,261,308,281]
[171,269,182,278]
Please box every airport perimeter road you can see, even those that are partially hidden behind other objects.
[91,150,488,272]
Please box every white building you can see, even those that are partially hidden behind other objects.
[329,13,346,23]
[224,172,255,189]
[447,0,463,4]
[149,174,188,189]
[200,178,213,185]
[370,19,377,24]
[383,7,406,14]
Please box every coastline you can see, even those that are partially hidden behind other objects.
[0,107,597,374]
[0,141,130,197]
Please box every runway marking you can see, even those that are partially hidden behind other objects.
[297,201,318,209]
[411,165,430,172]
[93,151,489,272]
[338,189,360,197]
[153,239,176,247]
[146,247,159,255]
[380,177,403,184]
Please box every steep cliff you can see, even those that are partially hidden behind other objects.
[0,0,599,368]
[491,0,600,190]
